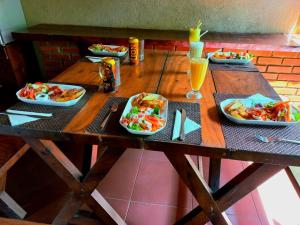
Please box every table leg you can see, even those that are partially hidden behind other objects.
[208,158,221,192]
[175,162,285,225]
[165,152,231,225]
[24,138,127,225]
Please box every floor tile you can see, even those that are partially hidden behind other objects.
[220,159,244,186]
[226,193,258,217]
[142,149,168,161]
[106,198,129,219]
[97,148,142,200]
[126,201,189,225]
[131,159,193,209]
[251,170,300,225]
[228,214,262,225]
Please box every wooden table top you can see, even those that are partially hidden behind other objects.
[1,49,299,166]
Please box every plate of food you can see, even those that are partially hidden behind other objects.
[220,94,300,126]
[120,93,168,135]
[16,82,86,107]
[208,51,254,64]
[88,44,128,57]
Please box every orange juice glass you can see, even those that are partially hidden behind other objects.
[186,58,208,99]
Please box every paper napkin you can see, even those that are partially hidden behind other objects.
[7,114,40,126]
[172,110,201,140]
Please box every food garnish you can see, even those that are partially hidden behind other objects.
[213,51,253,60]
[120,93,166,132]
[224,100,300,122]
[19,82,84,102]
[89,44,127,53]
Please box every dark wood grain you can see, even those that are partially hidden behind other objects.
[176,163,285,225]
[12,24,298,48]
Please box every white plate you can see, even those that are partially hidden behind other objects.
[220,97,299,126]
[119,93,168,135]
[207,52,253,64]
[16,83,86,107]
[88,45,128,57]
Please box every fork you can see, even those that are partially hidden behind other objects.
[255,134,300,144]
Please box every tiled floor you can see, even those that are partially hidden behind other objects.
[96,148,300,225]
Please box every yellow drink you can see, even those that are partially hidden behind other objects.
[189,28,201,42]
[190,58,208,91]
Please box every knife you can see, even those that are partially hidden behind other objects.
[179,108,186,141]
[6,109,53,117]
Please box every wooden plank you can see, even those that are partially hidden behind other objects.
[208,158,221,192]
[53,49,167,134]
[0,218,49,225]
[175,163,285,224]
[165,152,231,225]
[156,52,226,149]
[84,190,126,225]
[212,70,278,97]
[52,193,83,225]
[0,144,29,177]
[23,138,82,192]
[0,191,26,219]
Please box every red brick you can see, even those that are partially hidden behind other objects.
[288,95,300,102]
[256,65,267,72]
[293,67,300,73]
[176,46,189,51]
[61,47,79,54]
[267,66,292,73]
[272,51,299,58]
[248,50,272,57]
[50,54,71,60]
[154,45,175,51]
[70,55,81,61]
[44,59,61,67]
[273,87,297,95]
[269,81,288,87]
[287,82,300,88]
[262,73,278,80]
[257,57,282,65]
[251,57,257,64]
[282,58,300,66]
[39,46,59,53]
[278,73,300,81]
[144,43,154,49]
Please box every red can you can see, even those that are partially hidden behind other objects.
[129,37,139,65]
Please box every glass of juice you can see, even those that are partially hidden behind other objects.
[186,58,208,99]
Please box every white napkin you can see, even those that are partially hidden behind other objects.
[172,110,201,140]
[7,114,40,126]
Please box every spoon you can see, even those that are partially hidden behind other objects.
[100,103,118,130]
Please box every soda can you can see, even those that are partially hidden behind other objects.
[139,39,144,62]
[129,37,139,65]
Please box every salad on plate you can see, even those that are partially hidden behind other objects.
[120,93,167,134]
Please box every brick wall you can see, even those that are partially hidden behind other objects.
[34,39,300,102]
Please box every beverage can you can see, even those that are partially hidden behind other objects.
[139,39,144,61]
[129,37,139,65]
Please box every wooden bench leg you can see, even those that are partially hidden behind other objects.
[165,152,231,225]
[208,158,221,192]
[175,162,285,225]
[0,144,29,219]
[24,138,126,225]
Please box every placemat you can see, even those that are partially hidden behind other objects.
[0,84,97,132]
[86,97,202,145]
[214,93,300,156]
[209,61,259,72]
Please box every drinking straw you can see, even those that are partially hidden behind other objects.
[196,19,202,29]
[200,30,208,38]
[207,49,222,59]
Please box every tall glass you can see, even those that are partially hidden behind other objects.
[186,58,208,99]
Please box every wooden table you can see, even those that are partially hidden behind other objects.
[0,49,299,225]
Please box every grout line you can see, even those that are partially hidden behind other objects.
[123,149,144,220]
[155,51,169,94]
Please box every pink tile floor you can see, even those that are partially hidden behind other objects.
[95,148,300,225]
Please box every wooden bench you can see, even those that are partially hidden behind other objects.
[0,135,29,219]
